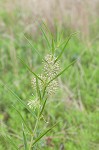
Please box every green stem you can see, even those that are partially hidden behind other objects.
[29,111,40,150]
[29,78,49,149]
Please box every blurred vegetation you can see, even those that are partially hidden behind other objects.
[0,0,99,150]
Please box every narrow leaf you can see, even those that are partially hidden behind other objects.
[23,35,48,63]
[0,82,36,119]
[55,32,78,63]
[12,106,32,133]
[52,38,55,55]
[42,21,53,38]
[39,98,47,117]
[48,59,77,85]
[41,85,47,99]
[40,25,51,49]
[22,124,28,150]
[18,57,43,82]
[23,35,42,58]
[32,122,59,147]
[4,135,19,150]
[36,77,41,101]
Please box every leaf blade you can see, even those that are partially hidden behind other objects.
[40,25,51,49]
[36,77,41,101]
[39,98,47,117]
[23,35,42,59]
[18,57,43,82]
[22,124,28,150]
[48,59,77,85]
[32,122,59,147]
[3,135,19,150]
[55,32,78,63]
[12,106,32,134]
[0,82,36,119]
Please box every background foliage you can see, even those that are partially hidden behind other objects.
[0,0,99,149]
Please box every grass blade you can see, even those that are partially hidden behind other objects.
[23,35,48,63]
[18,57,43,82]
[55,32,78,63]
[32,122,58,147]
[0,82,36,119]
[12,106,32,134]
[40,25,51,49]
[39,98,47,117]
[23,35,42,58]
[52,38,55,55]
[36,77,41,101]
[48,59,77,85]
[41,21,53,39]
[22,124,28,150]
[3,135,19,150]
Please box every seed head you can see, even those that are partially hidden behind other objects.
[27,99,41,110]
[31,54,60,96]
[43,54,60,79]
[47,80,58,95]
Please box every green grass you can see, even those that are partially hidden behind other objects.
[0,6,99,150]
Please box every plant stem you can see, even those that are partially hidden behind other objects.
[29,111,40,150]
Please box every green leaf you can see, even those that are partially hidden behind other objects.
[3,135,19,150]
[55,32,78,63]
[48,59,77,85]
[32,122,59,147]
[36,77,41,101]
[18,56,43,82]
[23,35,42,59]
[41,21,52,38]
[23,35,48,64]
[12,106,32,134]
[0,82,36,119]
[52,38,55,55]
[56,27,63,46]
[41,85,47,99]
[39,98,47,117]
[40,25,51,49]
[22,124,28,150]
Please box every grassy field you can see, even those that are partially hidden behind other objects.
[0,1,99,150]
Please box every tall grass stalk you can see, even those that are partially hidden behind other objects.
[0,25,77,149]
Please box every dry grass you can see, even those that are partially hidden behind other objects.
[0,0,99,39]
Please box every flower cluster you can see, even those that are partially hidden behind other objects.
[43,54,60,79]
[27,99,41,110]
[31,54,60,96]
